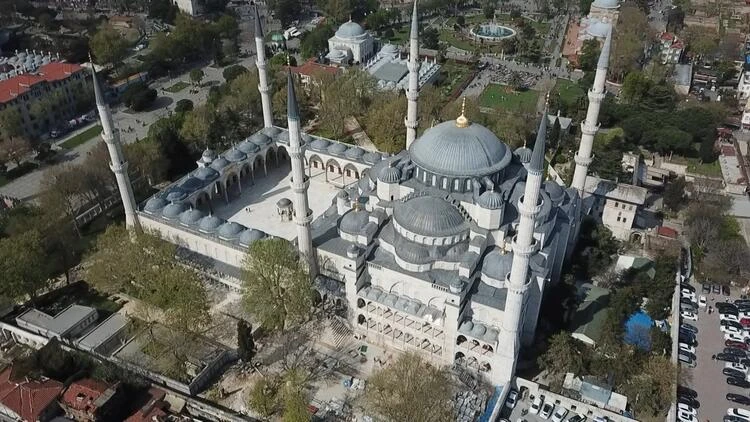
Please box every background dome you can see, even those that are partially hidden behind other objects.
[514,146,533,164]
[217,221,245,239]
[239,229,267,246]
[410,120,511,177]
[238,140,260,154]
[394,195,467,237]
[378,166,401,183]
[336,21,366,38]
[144,197,168,214]
[199,215,224,233]
[179,208,204,226]
[162,202,187,220]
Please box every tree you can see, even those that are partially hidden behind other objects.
[620,71,652,104]
[180,105,216,150]
[300,24,335,59]
[364,92,406,153]
[456,15,465,26]
[364,352,454,422]
[248,377,279,418]
[148,0,178,23]
[610,6,649,81]
[222,65,248,82]
[122,82,157,112]
[549,117,561,149]
[237,320,255,362]
[580,0,593,14]
[578,39,600,71]
[537,333,585,383]
[0,230,48,301]
[273,0,303,26]
[282,389,311,422]
[422,27,439,50]
[620,356,676,418]
[242,238,313,331]
[682,25,719,56]
[663,176,687,211]
[174,99,194,113]
[0,136,32,167]
[189,69,205,86]
[0,108,23,142]
[483,2,495,19]
[319,0,352,24]
[90,25,129,65]
[86,225,210,332]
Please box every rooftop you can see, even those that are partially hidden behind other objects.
[16,304,97,337]
[584,176,648,205]
[76,313,129,352]
[60,378,117,414]
[0,62,83,103]
[570,283,610,345]
[0,366,64,422]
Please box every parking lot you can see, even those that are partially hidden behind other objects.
[681,281,750,421]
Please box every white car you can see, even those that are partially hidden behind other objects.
[678,410,698,422]
[678,404,697,416]
[725,332,748,343]
[728,409,750,420]
[551,407,568,422]
[721,325,747,336]
[725,362,749,373]
[540,403,554,420]
[682,289,696,300]
[699,295,707,307]
[505,389,518,409]
[681,310,698,321]
[722,313,741,323]
[679,343,696,354]
[530,395,543,415]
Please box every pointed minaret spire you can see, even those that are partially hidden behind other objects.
[254,5,274,128]
[285,69,317,277]
[404,0,420,150]
[571,25,611,192]
[89,56,140,231]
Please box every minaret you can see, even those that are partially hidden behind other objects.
[90,59,140,231]
[404,0,419,150]
[571,26,611,191]
[496,108,547,383]
[286,68,318,277]
[254,5,274,128]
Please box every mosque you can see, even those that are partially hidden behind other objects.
[91,1,613,385]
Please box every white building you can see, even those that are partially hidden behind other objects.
[363,44,441,91]
[584,176,648,241]
[738,68,750,102]
[16,304,98,339]
[327,21,375,64]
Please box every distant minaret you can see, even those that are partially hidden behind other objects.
[254,5,274,128]
[90,59,140,231]
[496,106,548,382]
[286,68,318,277]
[571,26,612,192]
[404,0,420,150]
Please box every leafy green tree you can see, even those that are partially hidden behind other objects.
[364,352,454,422]
[300,24,335,59]
[537,333,585,385]
[0,108,23,143]
[222,65,248,82]
[273,0,303,26]
[578,39,600,71]
[122,82,157,112]
[620,356,676,419]
[620,71,652,104]
[242,238,314,331]
[422,27,439,49]
[190,69,205,86]
[663,176,687,212]
[580,0,593,14]
[364,92,406,153]
[483,1,495,19]
[237,320,255,362]
[148,0,178,23]
[90,25,129,65]
[610,6,649,81]
[0,230,48,301]
[248,377,279,418]
[282,389,311,422]
[174,99,194,113]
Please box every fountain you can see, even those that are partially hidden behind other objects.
[469,22,517,42]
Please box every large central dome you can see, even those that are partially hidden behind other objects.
[409,120,512,177]
[393,195,468,238]
[336,21,366,39]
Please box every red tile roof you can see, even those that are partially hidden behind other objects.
[124,388,167,422]
[0,367,64,422]
[60,378,111,413]
[660,32,675,41]
[288,60,341,78]
[0,62,83,104]
[657,226,678,239]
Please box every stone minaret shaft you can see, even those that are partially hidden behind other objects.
[286,71,318,276]
[91,63,140,231]
[496,112,547,382]
[571,27,611,191]
[254,6,273,128]
[404,0,419,150]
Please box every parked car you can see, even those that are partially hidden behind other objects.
[681,283,696,292]
[681,324,699,335]
[702,283,711,293]
[723,320,745,330]
[551,407,568,422]
[505,389,518,409]
[727,377,750,388]
[683,290,697,301]
[718,353,743,363]
[726,340,749,350]
[679,352,696,367]
[682,310,698,321]
[714,285,723,294]
[724,347,748,357]
[681,333,697,346]
[540,403,554,419]
[724,368,746,379]
[728,409,750,420]
[678,403,697,416]
[741,318,750,328]
[727,394,750,406]
[699,296,707,308]
[678,395,699,408]
[718,302,738,310]
[721,325,747,336]
[566,414,585,422]
[681,297,697,306]
[530,396,543,415]
[722,314,741,323]
[678,410,698,422]
[726,362,748,373]
[736,299,750,306]
[725,416,748,422]
[680,343,696,354]
[678,386,698,398]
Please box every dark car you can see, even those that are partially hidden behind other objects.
[723,320,745,330]
[681,323,699,335]
[678,386,698,398]
[725,415,749,422]
[727,340,750,350]
[680,335,697,346]
[728,377,750,388]
[725,347,748,357]
[721,308,741,317]
[724,368,747,379]
[717,353,742,363]
[681,297,697,306]
[703,283,712,293]
[718,302,737,309]
[737,299,750,306]
[681,283,696,293]
[715,285,723,294]
[568,416,585,422]
[724,285,731,296]
[727,394,750,406]
[678,395,700,408]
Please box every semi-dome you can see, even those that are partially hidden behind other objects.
[162,202,187,220]
[459,320,474,333]
[592,0,619,8]
[410,120,511,177]
[310,138,330,151]
[471,323,487,338]
[380,43,399,56]
[210,156,231,170]
[144,197,168,214]
[199,215,224,233]
[378,165,401,184]
[478,190,503,210]
[179,208,204,226]
[239,229,267,246]
[194,167,219,181]
[336,21,366,39]
[226,148,247,162]
[217,221,245,240]
[165,188,187,202]
[396,239,430,264]
[544,181,565,204]
[238,140,260,154]
[587,20,612,38]
[514,146,533,164]
[363,152,383,164]
[340,209,370,235]
[393,195,467,237]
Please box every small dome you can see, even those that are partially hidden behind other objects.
[544,181,565,204]
[328,143,348,155]
[302,134,314,143]
[143,197,168,214]
[335,21,366,39]
[277,198,292,208]
[202,148,216,162]
[515,146,533,164]
[165,188,187,202]
[162,202,187,220]
[194,167,219,181]
[180,176,204,192]
[380,43,399,56]
[393,195,467,237]
[250,133,272,146]
[337,190,349,199]
[310,138,330,151]
[262,127,281,137]
[345,147,365,160]
[217,221,245,240]
[363,152,383,164]
[378,165,401,184]
[179,208,204,226]
[340,209,370,235]
[347,243,360,257]
[226,148,247,162]
[471,323,487,338]
[478,190,503,210]
[459,320,474,333]
[210,156,231,170]
[198,215,224,233]
[238,140,260,154]
[239,229,267,246]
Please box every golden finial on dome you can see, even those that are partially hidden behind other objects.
[455,97,470,128]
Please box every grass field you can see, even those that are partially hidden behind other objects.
[60,125,103,149]
[479,84,538,112]
[669,155,723,178]
[165,81,190,93]
[440,60,473,96]
[555,78,584,103]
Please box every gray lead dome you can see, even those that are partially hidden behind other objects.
[393,195,467,237]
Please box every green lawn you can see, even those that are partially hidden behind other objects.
[440,61,473,96]
[555,78,585,104]
[387,28,410,44]
[687,158,722,178]
[59,125,103,149]
[479,84,539,112]
[165,81,190,93]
